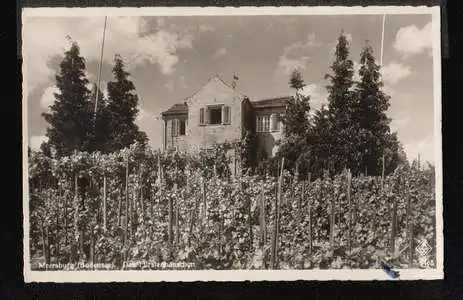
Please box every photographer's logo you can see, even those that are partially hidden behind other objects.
[415,238,432,268]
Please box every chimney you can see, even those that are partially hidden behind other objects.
[231,73,239,90]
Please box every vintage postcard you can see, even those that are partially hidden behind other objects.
[22,6,443,282]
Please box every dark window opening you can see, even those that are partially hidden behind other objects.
[179,120,186,135]
[209,107,222,125]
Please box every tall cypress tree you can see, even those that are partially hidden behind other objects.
[42,40,92,157]
[284,69,311,136]
[324,31,357,174]
[274,69,312,175]
[354,42,397,175]
[87,83,108,152]
[310,105,332,178]
[105,55,147,152]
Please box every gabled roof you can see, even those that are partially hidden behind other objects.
[161,74,244,116]
[251,96,293,109]
[184,74,246,105]
[161,103,188,116]
[160,75,292,116]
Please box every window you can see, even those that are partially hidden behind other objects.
[172,119,186,136]
[200,105,231,126]
[256,115,270,132]
[223,106,231,124]
[179,120,186,135]
[209,107,222,125]
[172,119,178,137]
[263,116,270,132]
[199,108,205,125]
[271,114,280,132]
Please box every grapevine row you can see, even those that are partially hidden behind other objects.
[28,143,436,270]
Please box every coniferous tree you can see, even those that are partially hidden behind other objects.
[310,105,332,178]
[274,69,312,175]
[105,55,148,152]
[42,40,93,157]
[324,31,357,174]
[353,42,398,175]
[87,83,109,152]
[284,70,311,136]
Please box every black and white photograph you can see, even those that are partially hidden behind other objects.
[22,6,442,282]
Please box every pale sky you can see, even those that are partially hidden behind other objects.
[23,13,437,164]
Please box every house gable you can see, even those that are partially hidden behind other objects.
[160,76,293,159]
[161,75,247,150]
[185,75,245,106]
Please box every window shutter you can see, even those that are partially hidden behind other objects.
[205,107,210,124]
[227,106,231,124]
[223,106,231,124]
[200,108,204,125]
[171,119,178,137]
[221,106,225,124]
[270,114,276,131]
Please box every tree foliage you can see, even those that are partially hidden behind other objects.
[39,43,148,157]
[87,83,109,152]
[274,69,312,175]
[267,32,406,180]
[42,40,93,157]
[352,42,400,176]
[104,55,148,153]
[323,31,357,174]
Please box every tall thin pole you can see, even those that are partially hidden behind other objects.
[380,13,386,66]
[94,16,108,117]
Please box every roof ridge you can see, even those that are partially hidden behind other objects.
[183,73,246,104]
[251,95,293,102]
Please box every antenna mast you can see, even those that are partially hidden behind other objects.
[380,13,386,66]
[94,16,108,118]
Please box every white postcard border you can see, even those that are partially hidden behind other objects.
[22,5,443,282]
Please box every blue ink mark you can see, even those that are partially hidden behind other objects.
[379,260,400,279]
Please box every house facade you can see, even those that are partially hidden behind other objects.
[161,75,290,163]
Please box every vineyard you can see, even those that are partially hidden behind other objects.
[28,143,436,270]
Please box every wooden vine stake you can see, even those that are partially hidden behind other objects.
[103,174,107,232]
[404,181,413,266]
[124,155,129,243]
[55,189,60,263]
[299,180,304,220]
[232,152,236,178]
[271,157,284,269]
[139,164,145,217]
[347,169,352,254]
[201,176,207,228]
[168,184,174,246]
[73,172,82,262]
[117,186,122,227]
[157,152,163,187]
[307,172,312,256]
[329,170,335,250]
[247,184,253,250]
[188,187,200,247]
[381,152,386,193]
[176,189,181,245]
[259,180,266,248]
[389,193,398,255]
[39,213,50,265]
[408,221,414,267]
[63,182,68,247]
